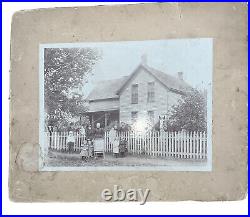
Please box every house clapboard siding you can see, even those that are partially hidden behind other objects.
[119,66,181,124]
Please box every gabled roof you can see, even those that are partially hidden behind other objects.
[86,63,192,101]
[116,64,192,94]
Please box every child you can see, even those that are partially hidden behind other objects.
[88,139,94,158]
[113,137,120,158]
[66,131,75,153]
[80,140,89,161]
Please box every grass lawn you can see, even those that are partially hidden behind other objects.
[45,150,207,168]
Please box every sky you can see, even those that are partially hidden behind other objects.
[61,38,213,98]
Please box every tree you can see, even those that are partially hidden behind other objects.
[164,89,207,132]
[44,48,101,130]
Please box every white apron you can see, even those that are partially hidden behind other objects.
[113,139,119,154]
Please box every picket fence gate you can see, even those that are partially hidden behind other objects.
[45,131,207,160]
[105,131,207,160]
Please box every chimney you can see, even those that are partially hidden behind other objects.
[177,71,183,80]
[141,54,147,65]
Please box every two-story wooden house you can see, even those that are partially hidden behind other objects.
[84,58,192,129]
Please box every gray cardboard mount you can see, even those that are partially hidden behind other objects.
[9,3,248,202]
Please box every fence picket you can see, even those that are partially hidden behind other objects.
[153,132,156,157]
[196,132,199,159]
[183,131,186,159]
[164,132,166,156]
[202,131,206,159]
[52,132,55,150]
[190,132,193,159]
[180,132,183,158]
[198,132,201,159]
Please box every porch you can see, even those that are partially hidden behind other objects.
[82,110,119,129]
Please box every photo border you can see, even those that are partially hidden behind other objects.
[39,39,213,172]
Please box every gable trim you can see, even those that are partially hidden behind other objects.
[116,64,185,95]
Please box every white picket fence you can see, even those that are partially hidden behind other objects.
[105,131,207,160]
[45,131,207,160]
[46,132,86,152]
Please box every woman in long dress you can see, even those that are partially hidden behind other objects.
[110,127,119,157]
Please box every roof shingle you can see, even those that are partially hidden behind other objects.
[87,76,128,101]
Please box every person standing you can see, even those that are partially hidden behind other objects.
[79,126,86,148]
[80,139,89,161]
[110,126,119,157]
[66,131,75,153]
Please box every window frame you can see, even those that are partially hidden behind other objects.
[131,83,139,104]
[147,81,155,103]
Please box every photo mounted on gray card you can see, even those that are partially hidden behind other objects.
[39,39,212,171]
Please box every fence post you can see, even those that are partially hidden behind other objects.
[51,132,54,150]
[132,131,135,155]
[54,132,57,150]
[178,131,181,158]
[62,131,65,151]
[57,132,60,151]
[190,132,193,159]
[196,131,199,159]
[48,132,51,149]
[198,132,201,159]
[170,132,173,157]
[192,132,195,159]
[173,132,176,158]
[165,132,168,157]
[180,131,183,159]
[153,132,156,157]
[183,131,186,159]
[58,132,61,151]
[203,131,206,159]
[104,131,107,152]
[168,132,171,157]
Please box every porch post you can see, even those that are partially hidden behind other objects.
[104,112,108,128]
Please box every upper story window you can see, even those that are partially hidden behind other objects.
[131,84,138,104]
[147,82,155,103]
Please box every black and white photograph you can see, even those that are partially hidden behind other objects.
[39,39,212,171]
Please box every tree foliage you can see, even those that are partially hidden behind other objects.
[164,89,207,132]
[44,48,101,130]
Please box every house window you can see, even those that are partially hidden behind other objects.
[131,111,138,123]
[131,84,138,104]
[147,111,154,124]
[147,82,155,103]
